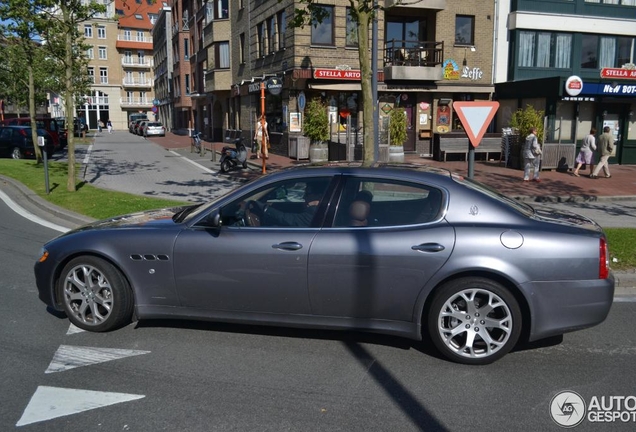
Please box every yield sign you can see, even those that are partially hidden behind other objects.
[453,101,499,147]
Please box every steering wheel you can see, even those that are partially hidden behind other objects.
[244,200,262,227]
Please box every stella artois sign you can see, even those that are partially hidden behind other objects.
[313,69,361,80]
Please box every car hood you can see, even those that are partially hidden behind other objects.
[72,206,190,232]
[532,205,603,231]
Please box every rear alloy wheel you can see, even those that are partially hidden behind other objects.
[427,278,521,365]
[12,147,24,159]
[58,256,134,332]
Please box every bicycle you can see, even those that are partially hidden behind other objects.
[191,131,203,155]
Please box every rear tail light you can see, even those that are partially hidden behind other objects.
[599,237,609,279]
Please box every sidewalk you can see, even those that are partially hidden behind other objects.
[151,132,636,202]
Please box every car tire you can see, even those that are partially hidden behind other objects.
[58,256,134,332]
[220,160,231,173]
[427,277,522,365]
[12,147,24,159]
[242,161,248,169]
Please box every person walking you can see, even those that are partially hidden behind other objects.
[590,126,614,179]
[523,127,542,182]
[573,127,597,177]
[98,120,104,133]
[107,119,113,134]
[253,115,269,159]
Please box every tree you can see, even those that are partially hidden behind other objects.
[510,105,545,144]
[282,0,415,162]
[388,106,407,146]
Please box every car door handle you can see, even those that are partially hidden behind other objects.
[272,242,303,251]
[411,243,445,253]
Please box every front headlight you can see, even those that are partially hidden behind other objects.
[37,248,49,263]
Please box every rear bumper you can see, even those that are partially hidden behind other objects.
[525,276,615,341]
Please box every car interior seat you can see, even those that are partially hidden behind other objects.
[349,200,371,227]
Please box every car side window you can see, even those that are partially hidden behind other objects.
[220,177,331,228]
[334,178,443,227]
[0,128,12,139]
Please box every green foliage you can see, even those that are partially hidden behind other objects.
[605,228,636,270]
[389,107,407,146]
[509,105,545,144]
[304,98,329,142]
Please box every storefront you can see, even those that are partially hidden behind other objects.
[495,73,636,165]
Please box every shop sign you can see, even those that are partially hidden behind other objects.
[461,66,483,80]
[266,77,283,95]
[600,67,636,80]
[248,82,261,93]
[442,60,460,80]
[313,69,361,80]
[565,75,583,96]
[580,82,636,96]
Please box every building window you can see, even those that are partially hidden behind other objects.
[519,31,572,69]
[138,51,145,64]
[239,33,245,64]
[99,67,108,84]
[257,22,266,57]
[137,31,144,42]
[185,74,190,94]
[149,14,157,25]
[581,34,598,69]
[135,14,143,20]
[585,0,636,4]
[97,26,106,39]
[211,0,228,19]
[184,39,189,60]
[346,7,358,47]
[84,24,93,38]
[98,46,107,60]
[214,42,230,69]
[595,36,636,68]
[311,5,334,46]
[86,46,94,59]
[268,17,277,53]
[455,15,474,46]
[88,67,95,84]
[123,29,131,41]
[278,10,286,49]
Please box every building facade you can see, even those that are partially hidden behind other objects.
[161,0,498,157]
[494,0,636,165]
[153,4,174,131]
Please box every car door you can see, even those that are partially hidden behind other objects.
[172,176,336,315]
[0,128,11,154]
[308,176,455,323]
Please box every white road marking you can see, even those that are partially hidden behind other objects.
[614,296,636,303]
[0,189,68,233]
[168,150,217,174]
[82,144,93,164]
[66,323,85,335]
[45,345,150,374]
[16,386,144,427]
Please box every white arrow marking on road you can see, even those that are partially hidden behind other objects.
[45,345,150,374]
[16,386,144,427]
[66,323,85,335]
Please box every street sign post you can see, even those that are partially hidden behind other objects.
[37,136,50,194]
[453,101,500,179]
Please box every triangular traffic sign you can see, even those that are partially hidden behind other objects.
[453,101,499,147]
[16,386,145,426]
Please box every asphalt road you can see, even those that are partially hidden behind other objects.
[2,199,636,431]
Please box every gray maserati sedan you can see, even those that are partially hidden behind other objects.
[34,164,614,364]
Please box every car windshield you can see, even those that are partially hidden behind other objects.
[451,173,534,216]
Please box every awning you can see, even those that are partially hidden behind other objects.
[308,83,362,91]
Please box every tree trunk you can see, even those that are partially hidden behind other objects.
[28,64,43,163]
[63,4,76,192]
[356,10,374,163]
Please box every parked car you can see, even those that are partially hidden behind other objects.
[136,121,148,136]
[0,125,54,159]
[0,117,63,151]
[142,122,165,137]
[33,164,614,365]
[131,119,146,135]
[56,117,89,138]
[129,115,148,133]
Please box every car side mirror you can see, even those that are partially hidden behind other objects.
[208,211,221,227]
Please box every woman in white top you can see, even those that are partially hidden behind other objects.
[573,128,597,177]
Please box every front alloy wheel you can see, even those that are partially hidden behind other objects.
[59,256,133,332]
[12,147,24,159]
[428,278,522,365]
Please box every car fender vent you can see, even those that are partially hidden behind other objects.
[130,254,143,261]
[130,254,170,261]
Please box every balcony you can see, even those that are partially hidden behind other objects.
[383,40,444,81]
[116,35,152,50]
[385,0,446,9]
[122,58,153,68]
[120,97,153,108]
[117,35,152,43]
[122,79,154,88]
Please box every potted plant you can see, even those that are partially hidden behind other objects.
[388,105,407,162]
[304,97,329,162]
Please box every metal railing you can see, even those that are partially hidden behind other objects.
[121,58,153,67]
[384,39,444,67]
[120,98,152,107]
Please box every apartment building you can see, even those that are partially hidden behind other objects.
[153,4,174,130]
[160,0,499,156]
[493,0,636,165]
[169,0,193,131]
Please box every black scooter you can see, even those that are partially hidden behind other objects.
[219,137,248,173]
